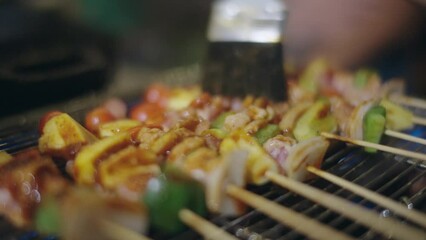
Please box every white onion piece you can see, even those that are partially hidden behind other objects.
[61,189,148,240]
[380,78,406,98]
[329,96,353,134]
[285,136,329,181]
[263,136,296,174]
[345,100,376,140]
[206,150,248,216]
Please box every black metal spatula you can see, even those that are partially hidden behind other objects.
[202,0,288,101]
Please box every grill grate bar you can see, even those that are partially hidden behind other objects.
[0,130,39,153]
[268,130,426,239]
[340,164,418,236]
[343,133,426,237]
[278,154,391,239]
[386,165,424,199]
[240,151,378,239]
[333,135,420,232]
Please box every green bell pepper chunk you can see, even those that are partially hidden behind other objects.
[211,112,233,130]
[143,167,207,234]
[354,69,376,88]
[293,100,337,141]
[255,124,280,145]
[299,59,328,93]
[34,196,61,235]
[363,106,386,153]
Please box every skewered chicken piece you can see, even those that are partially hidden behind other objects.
[0,149,68,227]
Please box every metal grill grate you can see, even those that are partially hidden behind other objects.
[0,104,425,240]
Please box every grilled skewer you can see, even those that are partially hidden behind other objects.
[179,209,238,240]
[384,130,426,145]
[307,166,426,229]
[4,81,426,239]
[391,95,426,110]
[321,132,426,162]
[265,171,426,240]
[413,116,426,126]
[0,149,150,240]
[226,185,355,240]
[100,220,152,240]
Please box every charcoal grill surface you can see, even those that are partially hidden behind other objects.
[0,85,425,240]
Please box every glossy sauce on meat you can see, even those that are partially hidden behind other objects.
[0,149,68,227]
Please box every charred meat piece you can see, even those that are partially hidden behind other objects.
[0,149,68,227]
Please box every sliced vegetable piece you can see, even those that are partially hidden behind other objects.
[150,128,193,156]
[206,150,248,216]
[380,99,413,131]
[345,101,376,140]
[130,102,165,127]
[255,124,280,145]
[293,100,337,141]
[35,196,61,235]
[279,102,311,133]
[201,128,228,140]
[74,132,132,185]
[144,83,171,108]
[299,58,328,93]
[39,113,98,158]
[0,151,12,166]
[363,106,386,153]
[39,111,62,134]
[85,107,116,134]
[60,188,148,239]
[210,111,233,130]
[167,86,201,110]
[285,136,329,181]
[98,119,142,138]
[167,136,206,163]
[103,98,127,119]
[220,130,278,185]
[98,146,160,200]
[354,68,376,88]
[143,167,207,234]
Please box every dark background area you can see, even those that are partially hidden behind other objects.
[0,0,424,117]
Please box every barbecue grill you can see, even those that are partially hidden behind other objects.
[0,67,425,240]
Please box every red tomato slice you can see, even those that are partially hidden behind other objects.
[85,107,116,133]
[190,93,211,108]
[130,103,165,128]
[144,84,171,108]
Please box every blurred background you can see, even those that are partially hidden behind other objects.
[0,0,425,117]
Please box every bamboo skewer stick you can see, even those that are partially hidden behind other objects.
[385,129,426,145]
[100,220,152,240]
[320,132,426,162]
[226,185,355,240]
[413,116,426,126]
[265,171,426,240]
[390,95,426,109]
[307,166,426,229]
[179,209,238,240]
